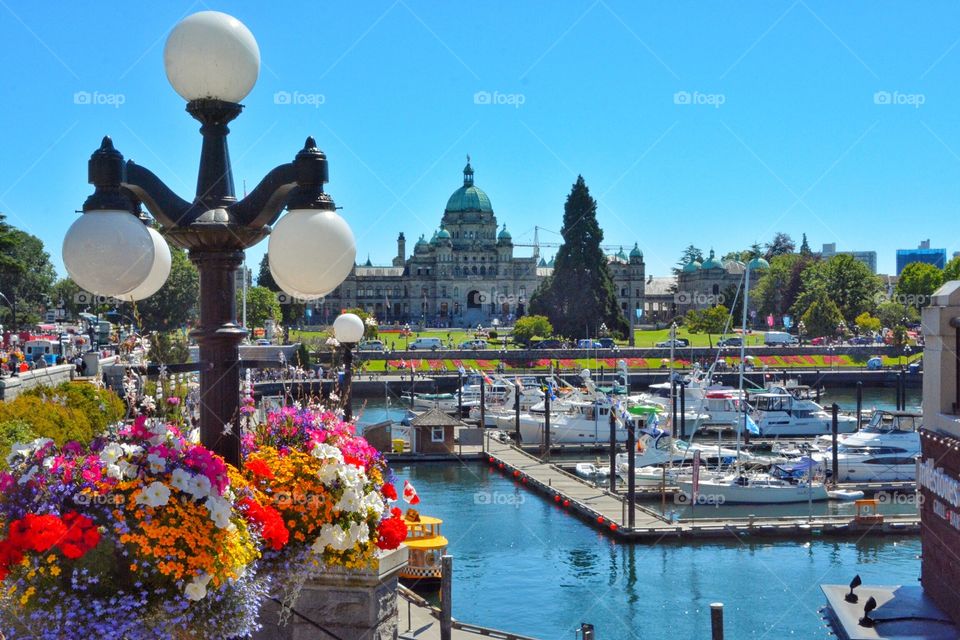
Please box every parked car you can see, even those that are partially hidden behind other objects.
[255,338,271,346]
[850,335,874,345]
[577,339,603,349]
[530,339,563,350]
[656,338,689,348]
[459,339,489,350]
[409,337,442,351]
[810,336,828,346]
[358,340,385,351]
[717,337,742,347]
[597,337,616,349]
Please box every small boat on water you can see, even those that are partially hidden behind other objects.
[811,410,922,482]
[575,462,611,478]
[749,387,858,437]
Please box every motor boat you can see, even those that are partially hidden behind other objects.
[748,387,858,437]
[811,410,921,482]
[574,462,611,478]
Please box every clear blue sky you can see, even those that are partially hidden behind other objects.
[2,1,959,279]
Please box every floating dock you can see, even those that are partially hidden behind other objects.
[483,435,920,541]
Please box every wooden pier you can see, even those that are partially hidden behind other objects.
[483,434,920,541]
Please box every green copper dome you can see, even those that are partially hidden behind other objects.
[682,260,701,273]
[437,227,451,240]
[630,243,643,259]
[445,160,493,213]
[701,249,723,270]
[615,246,628,261]
[497,224,512,241]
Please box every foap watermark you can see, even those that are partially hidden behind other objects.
[276,291,324,305]
[874,291,930,308]
[473,491,526,508]
[674,491,726,506]
[74,291,124,306]
[274,90,326,108]
[873,91,925,108]
[875,491,923,507]
[673,91,725,108]
[473,90,526,108]
[674,291,725,306]
[74,91,126,108]
[73,493,124,506]
[473,290,525,306]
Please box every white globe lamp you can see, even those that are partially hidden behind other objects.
[119,227,172,301]
[62,211,156,297]
[267,209,356,298]
[333,313,365,344]
[164,11,260,103]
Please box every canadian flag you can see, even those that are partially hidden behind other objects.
[403,480,421,505]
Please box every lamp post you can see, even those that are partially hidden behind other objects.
[61,12,356,467]
[334,313,364,422]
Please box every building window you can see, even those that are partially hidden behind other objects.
[441,286,447,297]
[636,288,640,297]
[712,284,719,295]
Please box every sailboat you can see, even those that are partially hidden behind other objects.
[675,256,829,504]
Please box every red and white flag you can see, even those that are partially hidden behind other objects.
[403,480,421,505]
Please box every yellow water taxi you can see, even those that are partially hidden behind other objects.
[399,513,448,589]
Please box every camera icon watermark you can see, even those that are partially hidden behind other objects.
[673,91,725,108]
[674,291,725,305]
[473,491,525,508]
[473,90,526,108]
[873,90,925,108]
[274,90,326,108]
[74,91,126,108]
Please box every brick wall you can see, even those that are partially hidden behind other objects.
[919,429,960,626]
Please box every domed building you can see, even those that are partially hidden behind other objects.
[675,249,752,315]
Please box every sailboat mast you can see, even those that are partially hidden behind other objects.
[737,265,751,470]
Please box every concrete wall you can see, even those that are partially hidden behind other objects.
[0,364,75,401]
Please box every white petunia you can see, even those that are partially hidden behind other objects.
[136,481,171,508]
[170,468,192,493]
[147,453,167,474]
[186,474,212,500]
[317,461,340,485]
[205,496,232,529]
[336,487,364,513]
[99,443,124,465]
[6,438,53,468]
[183,573,212,601]
[17,465,38,485]
[120,444,143,457]
[310,443,344,463]
[361,490,386,517]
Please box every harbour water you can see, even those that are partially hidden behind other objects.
[392,462,920,639]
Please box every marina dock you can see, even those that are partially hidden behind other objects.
[482,434,920,541]
[399,586,538,640]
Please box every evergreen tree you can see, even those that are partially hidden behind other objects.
[529,176,628,338]
[764,232,795,260]
[799,233,812,256]
[673,245,704,275]
[0,225,55,327]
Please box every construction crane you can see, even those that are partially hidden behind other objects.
[511,226,628,258]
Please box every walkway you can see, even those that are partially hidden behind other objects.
[483,434,920,541]
[398,586,539,640]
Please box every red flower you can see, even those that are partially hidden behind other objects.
[245,458,275,480]
[390,507,402,519]
[376,515,408,550]
[240,497,289,551]
[58,512,100,560]
[8,514,67,553]
[0,539,24,581]
[381,483,398,501]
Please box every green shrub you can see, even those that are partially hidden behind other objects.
[0,419,37,469]
[22,382,126,434]
[0,396,95,447]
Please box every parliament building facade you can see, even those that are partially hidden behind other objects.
[312,162,645,328]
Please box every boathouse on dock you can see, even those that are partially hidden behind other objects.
[409,408,461,455]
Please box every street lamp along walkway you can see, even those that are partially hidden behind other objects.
[61,11,356,467]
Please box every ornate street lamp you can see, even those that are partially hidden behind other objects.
[333,313,364,422]
[61,11,356,467]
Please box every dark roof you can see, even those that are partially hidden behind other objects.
[410,407,463,427]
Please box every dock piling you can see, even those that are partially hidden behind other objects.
[480,381,486,430]
[514,383,521,444]
[457,371,463,417]
[856,381,862,427]
[609,410,617,493]
[626,420,636,529]
[544,389,551,461]
[831,404,839,484]
[441,555,453,640]
[710,602,724,640]
[680,384,686,439]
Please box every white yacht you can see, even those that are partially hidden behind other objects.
[812,410,921,482]
[677,468,829,504]
[748,387,858,437]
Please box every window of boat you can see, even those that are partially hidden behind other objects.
[863,456,917,465]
